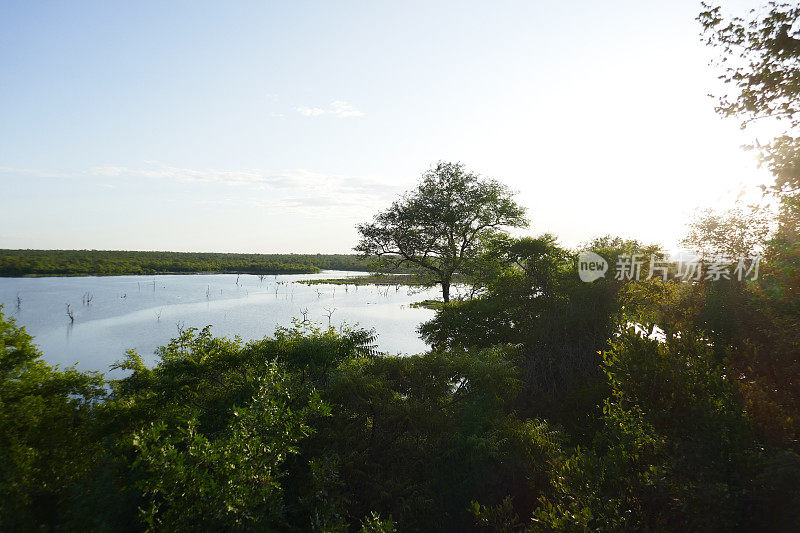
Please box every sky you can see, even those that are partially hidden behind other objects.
[0,0,775,253]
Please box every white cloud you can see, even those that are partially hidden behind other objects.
[3,163,399,218]
[0,167,68,179]
[90,165,265,185]
[296,100,364,118]
[87,164,400,214]
[297,106,327,117]
[329,100,365,118]
[90,166,126,177]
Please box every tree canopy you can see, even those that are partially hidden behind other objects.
[355,161,528,302]
[699,2,800,235]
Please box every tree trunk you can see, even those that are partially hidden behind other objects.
[441,280,451,303]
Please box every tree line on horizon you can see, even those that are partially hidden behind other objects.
[0,250,379,277]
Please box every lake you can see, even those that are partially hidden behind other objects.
[0,271,439,376]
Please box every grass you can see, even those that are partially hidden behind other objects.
[299,274,429,286]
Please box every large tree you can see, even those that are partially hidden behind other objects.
[699,2,800,234]
[355,161,528,302]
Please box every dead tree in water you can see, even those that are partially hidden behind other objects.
[323,307,336,326]
[258,274,266,283]
[16,293,21,311]
[300,308,310,324]
[66,304,75,324]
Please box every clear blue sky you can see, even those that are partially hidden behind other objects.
[0,0,771,253]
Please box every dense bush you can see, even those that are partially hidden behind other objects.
[0,307,105,530]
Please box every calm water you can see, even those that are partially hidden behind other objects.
[0,271,438,376]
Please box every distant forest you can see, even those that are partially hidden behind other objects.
[0,249,376,277]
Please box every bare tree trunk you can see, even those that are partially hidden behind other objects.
[441,279,451,303]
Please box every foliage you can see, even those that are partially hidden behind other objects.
[308,345,540,530]
[699,2,800,195]
[0,306,106,531]
[531,328,800,532]
[132,370,330,531]
[682,206,773,258]
[42,321,386,531]
[658,202,800,447]
[419,235,631,436]
[699,1,800,271]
